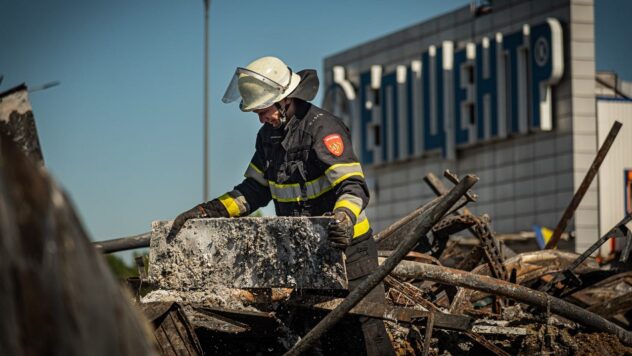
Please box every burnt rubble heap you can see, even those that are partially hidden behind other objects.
[129,170,632,355]
[127,170,632,355]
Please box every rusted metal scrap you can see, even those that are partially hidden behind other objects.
[291,296,472,331]
[424,171,508,281]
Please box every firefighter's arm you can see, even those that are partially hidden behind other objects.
[313,118,371,241]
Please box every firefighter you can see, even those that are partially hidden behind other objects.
[167,56,394,355]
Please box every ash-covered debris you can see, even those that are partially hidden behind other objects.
[141,287,259,311]
[149,217,346,290]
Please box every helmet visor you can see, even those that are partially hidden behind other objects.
[221,68,287,111]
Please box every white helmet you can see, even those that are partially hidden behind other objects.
[222,56,301,112]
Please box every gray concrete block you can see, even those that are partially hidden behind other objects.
[494,146,514,165]
[534,135,556,158]
[534,175,557,194]
[536,211,559,229]
[495,200,516,218]
[495,181,515,200]
[494,165,514,184]
[535,156,557,176]
[555,133,573,154]
[514,161,534,180]
[514,142,535,162]
[149,217,346,290]
[514,178,535,197]
[535,194,558,212]
[493,217,515,234]
[515,197,535,215]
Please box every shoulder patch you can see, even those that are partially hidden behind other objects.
[323,133,344,157]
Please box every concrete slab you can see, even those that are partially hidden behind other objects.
[149,217,347,290]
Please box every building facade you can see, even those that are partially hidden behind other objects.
[322,0,630,253]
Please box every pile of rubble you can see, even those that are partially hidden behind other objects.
[126,170,632,355]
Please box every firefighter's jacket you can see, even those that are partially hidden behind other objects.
[217,100,371,240]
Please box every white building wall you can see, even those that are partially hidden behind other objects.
[597,100,632,253]
[570,0,599,253]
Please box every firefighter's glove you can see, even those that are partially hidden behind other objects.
[327,209,354,250]
[166,200,226,243]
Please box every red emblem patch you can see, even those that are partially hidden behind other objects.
[323,134,344,157]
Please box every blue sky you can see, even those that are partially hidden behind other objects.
[1,0,629,261]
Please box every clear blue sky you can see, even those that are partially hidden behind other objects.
[1,0,629,261]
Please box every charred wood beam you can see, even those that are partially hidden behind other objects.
[0,84,44,164]
[294,297,472,331]
[388,259,632,347]
[547,120,622,249]
[422,311,435,356]
[384,275,439,312]
[466,331,511,356]
[140,302,203,355]
[93,232,151,253]
[448,250,600,314]
[284,175,479,355]
[587,291,632,318]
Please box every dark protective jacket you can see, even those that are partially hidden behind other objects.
[216,99,372,241]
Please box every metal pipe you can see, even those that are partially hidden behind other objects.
[93,232,151,253]
[546,120,622,249]
[203,0,211,201]
[284,175,479,355]
[388,259,632,347]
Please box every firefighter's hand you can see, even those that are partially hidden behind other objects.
[166,205,207,243]
[167,200,229,243]
[327,209,354,250]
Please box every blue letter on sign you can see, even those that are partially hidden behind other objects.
[530,19,563,131]
[381,71,399,161]
[423,47,445,153]
[359,70,373,165]
[476,38,498,139]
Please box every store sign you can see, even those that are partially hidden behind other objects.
[329,18,564,164]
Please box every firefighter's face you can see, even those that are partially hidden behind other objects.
[254,105,282,128]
